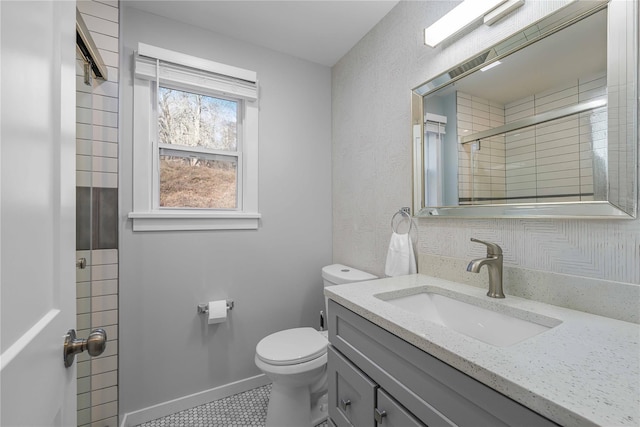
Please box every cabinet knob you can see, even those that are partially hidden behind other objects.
[339,398,351,411]
[374,408,387,424]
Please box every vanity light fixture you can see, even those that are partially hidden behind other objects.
[424,0,508,48]
[484,0,525,26]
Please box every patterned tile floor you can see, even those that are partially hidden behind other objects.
[137,385,328,427]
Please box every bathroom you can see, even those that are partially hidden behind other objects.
[0,0,638,426]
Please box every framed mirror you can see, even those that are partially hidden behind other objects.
[412,0,637,218]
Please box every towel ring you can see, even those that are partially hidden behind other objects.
[391,209,412,235]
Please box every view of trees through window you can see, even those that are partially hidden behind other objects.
[158,87,238,209]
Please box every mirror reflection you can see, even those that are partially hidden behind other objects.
[423,7,606,207]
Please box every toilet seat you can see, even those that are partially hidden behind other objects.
[256,327,327,366]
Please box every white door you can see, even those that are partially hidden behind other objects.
[1,1,77,425]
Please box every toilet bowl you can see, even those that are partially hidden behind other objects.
[255,264,377,427]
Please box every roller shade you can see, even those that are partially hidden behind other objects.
[134,42,258,101]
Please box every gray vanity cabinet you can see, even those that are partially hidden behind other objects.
[328,346,426,427]
[327,300,558,427]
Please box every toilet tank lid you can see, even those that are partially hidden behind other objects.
[322,264,377,284]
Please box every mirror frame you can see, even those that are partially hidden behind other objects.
[412,0,637,219]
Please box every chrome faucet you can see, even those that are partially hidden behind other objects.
[466,238,505,298]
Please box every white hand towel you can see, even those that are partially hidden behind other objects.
[384,232,417,277]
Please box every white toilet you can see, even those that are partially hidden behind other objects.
[255,264,377,427]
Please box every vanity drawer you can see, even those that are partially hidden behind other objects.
[376,388,426,427]
[328,300,558,427]
[328,346,377,427]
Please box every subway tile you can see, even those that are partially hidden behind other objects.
[92,172,118,188]
[507,181,537,190]
[457,104,473,115]
[457,112,472,123]
[77,155,93,172]
[77,313,91,331]
[91,416,118,427]
[92,141,118,159]
[536,162,578,174]
[535,116,578,135]
[537,185,580,196]
[96,49,118,69]
[81,14,118,38]
[92,249,118,265]
[91,355,117,375]
[506,108,534,122]
[506,165,536,177]
[77,282,91,298]
[77,107,93,125]
[78,392,91,411]
[78,1,118,22]
[93,156,118,173]
[579,86,606,102]
[91,401,118,423]
[77,360,91,379]
[506,145,535,157]
[535,84,578,105]
[93,279,118,296]
[92,94,119,113]
[537,169,581,181]
[77,297,91,315]
[536,129,579,146]
[536,143,580,160]
[92,295,118,312]
[536,137,579,153]
[78,376,92,395]
[92,309,118,327]
[91,264,118,280]
[92,110,118,128]
[90,32,118,54]
[91,386,118,406]
[506,152,536,164]
[535,94,579,114]
[507,173,536,184]
[78,408,91,426]
[91,371,117,391]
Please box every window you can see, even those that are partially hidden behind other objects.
[129,43,260,231]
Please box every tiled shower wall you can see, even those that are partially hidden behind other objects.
[75,1,119,426]
[456,92,506,204]
[504,73,606,203]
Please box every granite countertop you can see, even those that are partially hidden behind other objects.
[325,274,640,427]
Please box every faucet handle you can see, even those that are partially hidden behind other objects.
[470,238,503,255]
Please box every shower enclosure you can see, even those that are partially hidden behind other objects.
[75,5,119,426]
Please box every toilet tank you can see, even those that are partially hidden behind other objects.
[322,264,377,318]
[322,264,377,287]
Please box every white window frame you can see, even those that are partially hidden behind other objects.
[129,43,260,231]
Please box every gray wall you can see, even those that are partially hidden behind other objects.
[119,6,332,414]
[332,1,640,284]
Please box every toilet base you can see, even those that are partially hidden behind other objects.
[265,386,327,427]
[266,383,311,427]
[311,392,328,425]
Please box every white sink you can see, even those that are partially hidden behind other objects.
[380,292,559,347]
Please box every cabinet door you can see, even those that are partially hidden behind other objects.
[328,346,377,427]
[376,389,426,427]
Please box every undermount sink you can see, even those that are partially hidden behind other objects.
[379,291,560,347]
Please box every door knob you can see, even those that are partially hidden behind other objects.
[63,328,107,368]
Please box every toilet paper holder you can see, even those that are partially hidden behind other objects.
[197,300,234,314]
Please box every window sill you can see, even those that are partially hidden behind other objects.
[128,211,261,231]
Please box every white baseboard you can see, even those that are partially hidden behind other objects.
[120,374,270,427]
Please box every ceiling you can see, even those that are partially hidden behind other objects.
[124,0,400,67]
